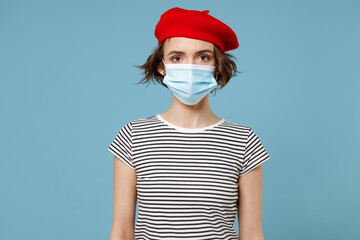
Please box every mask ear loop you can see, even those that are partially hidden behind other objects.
[211,84,221,97]
[211,69,221,96]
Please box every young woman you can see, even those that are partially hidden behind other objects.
[108,7,271,240]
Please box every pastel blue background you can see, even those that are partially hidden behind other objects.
[1,0,359,239]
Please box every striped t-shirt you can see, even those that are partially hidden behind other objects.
[108,113,270,240]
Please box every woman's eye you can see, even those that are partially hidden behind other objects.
[171,56,182,62]
[198,55,210,61]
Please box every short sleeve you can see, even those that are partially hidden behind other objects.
[240,128,270,176]
[107,122,134,169]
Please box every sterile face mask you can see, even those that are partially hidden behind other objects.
[162,59,221,105]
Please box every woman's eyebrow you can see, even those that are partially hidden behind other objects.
[195,49,214,55]
[167,50,185,56]
[167,49,214,56]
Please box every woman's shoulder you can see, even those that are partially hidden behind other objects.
[222,118,252,131]
[222,119,269,143]
[120,114,159,129]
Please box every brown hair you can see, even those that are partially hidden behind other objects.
[135,39,241,96]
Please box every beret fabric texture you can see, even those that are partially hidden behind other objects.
[154,7,239,52]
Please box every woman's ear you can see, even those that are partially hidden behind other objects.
[157,62,166,76]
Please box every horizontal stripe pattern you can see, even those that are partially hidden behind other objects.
[108,114,270,239]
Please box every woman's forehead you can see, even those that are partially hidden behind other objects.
[164,37,215,53]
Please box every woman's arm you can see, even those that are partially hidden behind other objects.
[237,164,265,240]
[110,156,137,240]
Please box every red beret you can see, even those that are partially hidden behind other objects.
[154,7,239,52]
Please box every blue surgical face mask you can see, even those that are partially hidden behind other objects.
[162,59,221,105]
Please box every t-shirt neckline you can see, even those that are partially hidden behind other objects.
[155,113,225,133]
